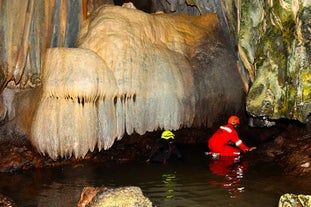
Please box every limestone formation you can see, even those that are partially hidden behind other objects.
[0,0,83,92]
[31,48,118,159]
[29,4,244,159]
[79,4,245,127]
[4,1,310,160]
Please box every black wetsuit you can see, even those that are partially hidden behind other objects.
[147,139,182,164]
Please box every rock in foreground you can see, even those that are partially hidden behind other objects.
[279,193,311,207]
[77,186,153,207]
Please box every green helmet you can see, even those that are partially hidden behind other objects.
[161,130,175,140]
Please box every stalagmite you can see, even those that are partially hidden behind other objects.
[31,4,244,159]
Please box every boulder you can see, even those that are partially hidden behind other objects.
[77,186,153,207]
[279,193,311,207]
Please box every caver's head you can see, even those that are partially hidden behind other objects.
[228,115,240,128]
[161,130,175,140]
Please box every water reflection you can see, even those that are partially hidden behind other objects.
[209,156,247,198]
[2,146,311,207]
[162,173,176,200]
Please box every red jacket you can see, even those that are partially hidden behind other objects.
[208,124,249,156]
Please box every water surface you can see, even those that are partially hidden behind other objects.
[1,145,310,207]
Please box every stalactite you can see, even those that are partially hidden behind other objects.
[31,48,118,159]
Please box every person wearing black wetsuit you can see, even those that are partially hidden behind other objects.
[146,130,182,164]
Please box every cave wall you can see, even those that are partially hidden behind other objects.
[0,0,83,92]
[234,0,311,122]
[0,0,310,159]
[1,1,310,125]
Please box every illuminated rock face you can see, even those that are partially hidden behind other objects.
[30,5,244,159]
[234,0,311,122]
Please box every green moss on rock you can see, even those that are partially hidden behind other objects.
[242,0,311,122]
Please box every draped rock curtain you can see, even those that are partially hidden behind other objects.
[0,0,83,91]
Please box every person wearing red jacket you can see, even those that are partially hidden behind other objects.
[208,115,256,157]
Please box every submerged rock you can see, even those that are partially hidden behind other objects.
[77,186,153,207]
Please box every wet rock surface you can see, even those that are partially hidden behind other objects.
[77,186,152,207]
[246,121,311,176]
[0,128,209,173]
[0,193,17,207]
[0,133,152,173]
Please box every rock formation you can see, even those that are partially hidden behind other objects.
[279,193,311,207]
[30,4,243,159]
[77,186,153,207]
[0,0,83,91]
[0,0,310,160]
[235,0,311,122]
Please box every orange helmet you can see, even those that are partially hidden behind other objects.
[228,115,240,125]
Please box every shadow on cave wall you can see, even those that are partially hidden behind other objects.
[88,0,201,15]
[114,0,153,12]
